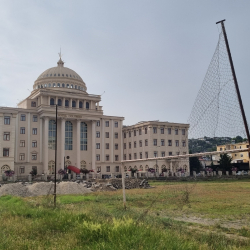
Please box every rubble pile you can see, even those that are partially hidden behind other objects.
[111,178,151,189]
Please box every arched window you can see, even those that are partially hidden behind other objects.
[140,165,143,171]
[72,100,76,108]
[41,85,43,88]
[44,84,47,88]
[62,83,65,88]
[65,100,69,107]
[78,86,80,90]
[66,84,69,88]
[86,102,89,109]
[80,160,87,169]
[75,85,77,89]
[65,121,73,150]
[57,83,60,87]
[79,101,83,108]
[48,83,51,87]
[58,99,62,106]
[38,85,40,89]
[1,165,10,174]
[50,98,54,105]
[71,84,73,88]
[48,160,55,174]
[80,122,87,151]
[48,120,56,149]
[65,160,71,168]
[53,83,56,87]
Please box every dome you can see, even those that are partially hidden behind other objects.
[33,57,87,92]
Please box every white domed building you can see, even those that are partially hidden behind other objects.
[0,57,124,177]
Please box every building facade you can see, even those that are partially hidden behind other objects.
[122,121,189,174]
[0,57,190,176]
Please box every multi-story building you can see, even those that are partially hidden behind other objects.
[214,142,249,164]
[0,57,190,177]
[122,121,189,174]
[0,57,124,176]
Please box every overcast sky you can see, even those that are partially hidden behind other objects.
[0,1,250,126]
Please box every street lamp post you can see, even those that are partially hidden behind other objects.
[54,104,58,208]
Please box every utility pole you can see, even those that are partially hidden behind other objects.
[54,104,58,207]
[216,20,250,165]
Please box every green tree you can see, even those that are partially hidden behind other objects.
[235,136,243,143]
[218,154,232,171]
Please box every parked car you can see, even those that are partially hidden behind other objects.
[236,171,248,175]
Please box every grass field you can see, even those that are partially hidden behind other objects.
[1,180,250,249]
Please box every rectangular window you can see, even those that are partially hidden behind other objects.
[175,129,178,135]
[182,129,185,135]
[129,154,131,160]
[97,166,101,172]
[115,144,118,150]
[139,129,142,135]
[96,154,100,161]
[32,140,37,147]
[169,152,172,156]
[153,127,157,133]
[32,128,37,135]
[31,101,36,107]
[3,132,10,141]
[115,133,118,139]
[145,128,147,134]
[20,114,26,121]
[3,148,9,157]
[145,152,148,158]
[134,141,136,148]
[161,139,165,146]
[154,151,157,157]
[161,152,165,157]
[153,139,157,146]
[106,155,109,161]
[80,122,87,151]
[124,154,126,160]
[134,153,137,159]
[105,132,109,138]
[19,153,25,160]
[114,122,118,128]
[20,127,25,134]
[96,143,100,149]
[129,142,131,149]
[139,140,142,147]
[4,116,10,125]
[115,166,119,172]
[168,128,171,135]
[175,140,179,147]
[168,140,172,146]
[124,132,126,138]
[115,155,119,161]
[20,140,25,147]
[96,131,100,138]
[33,115,38,122]
[19,166,25,174]
[176,152,180,155]
[32,154,37,160]
[145,140,148,146]
[105,121,109,127]
[124,143,126,149]
[134,130,136,136]
[129,131,131,137]
[182,140,186,147]
[96,121,100,126]
[106,143,109,149]
[161,128,164,134]
[140,152,142,159]
[106,166,110,172]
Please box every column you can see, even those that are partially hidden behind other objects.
[111,120,114,163]
[76,120,81,169]
[55,96,58,105]
[27,113,31,162]
[40,117,43,162]
[48,96,50,105]
[92,121,96,171]
[43,117,49,174]
[69,98,72,108]
[61,119,65,170]
[62,97,65,107]
[101,118,105,162]
[76,100,79,109]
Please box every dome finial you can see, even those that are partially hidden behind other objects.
[57,48,64,67]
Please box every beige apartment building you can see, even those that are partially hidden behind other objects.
[123,121,190,174]
[0,57,189,177]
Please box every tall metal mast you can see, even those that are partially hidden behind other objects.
[216,19,250,146]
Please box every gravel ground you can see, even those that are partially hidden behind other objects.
[0,182,92,197]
